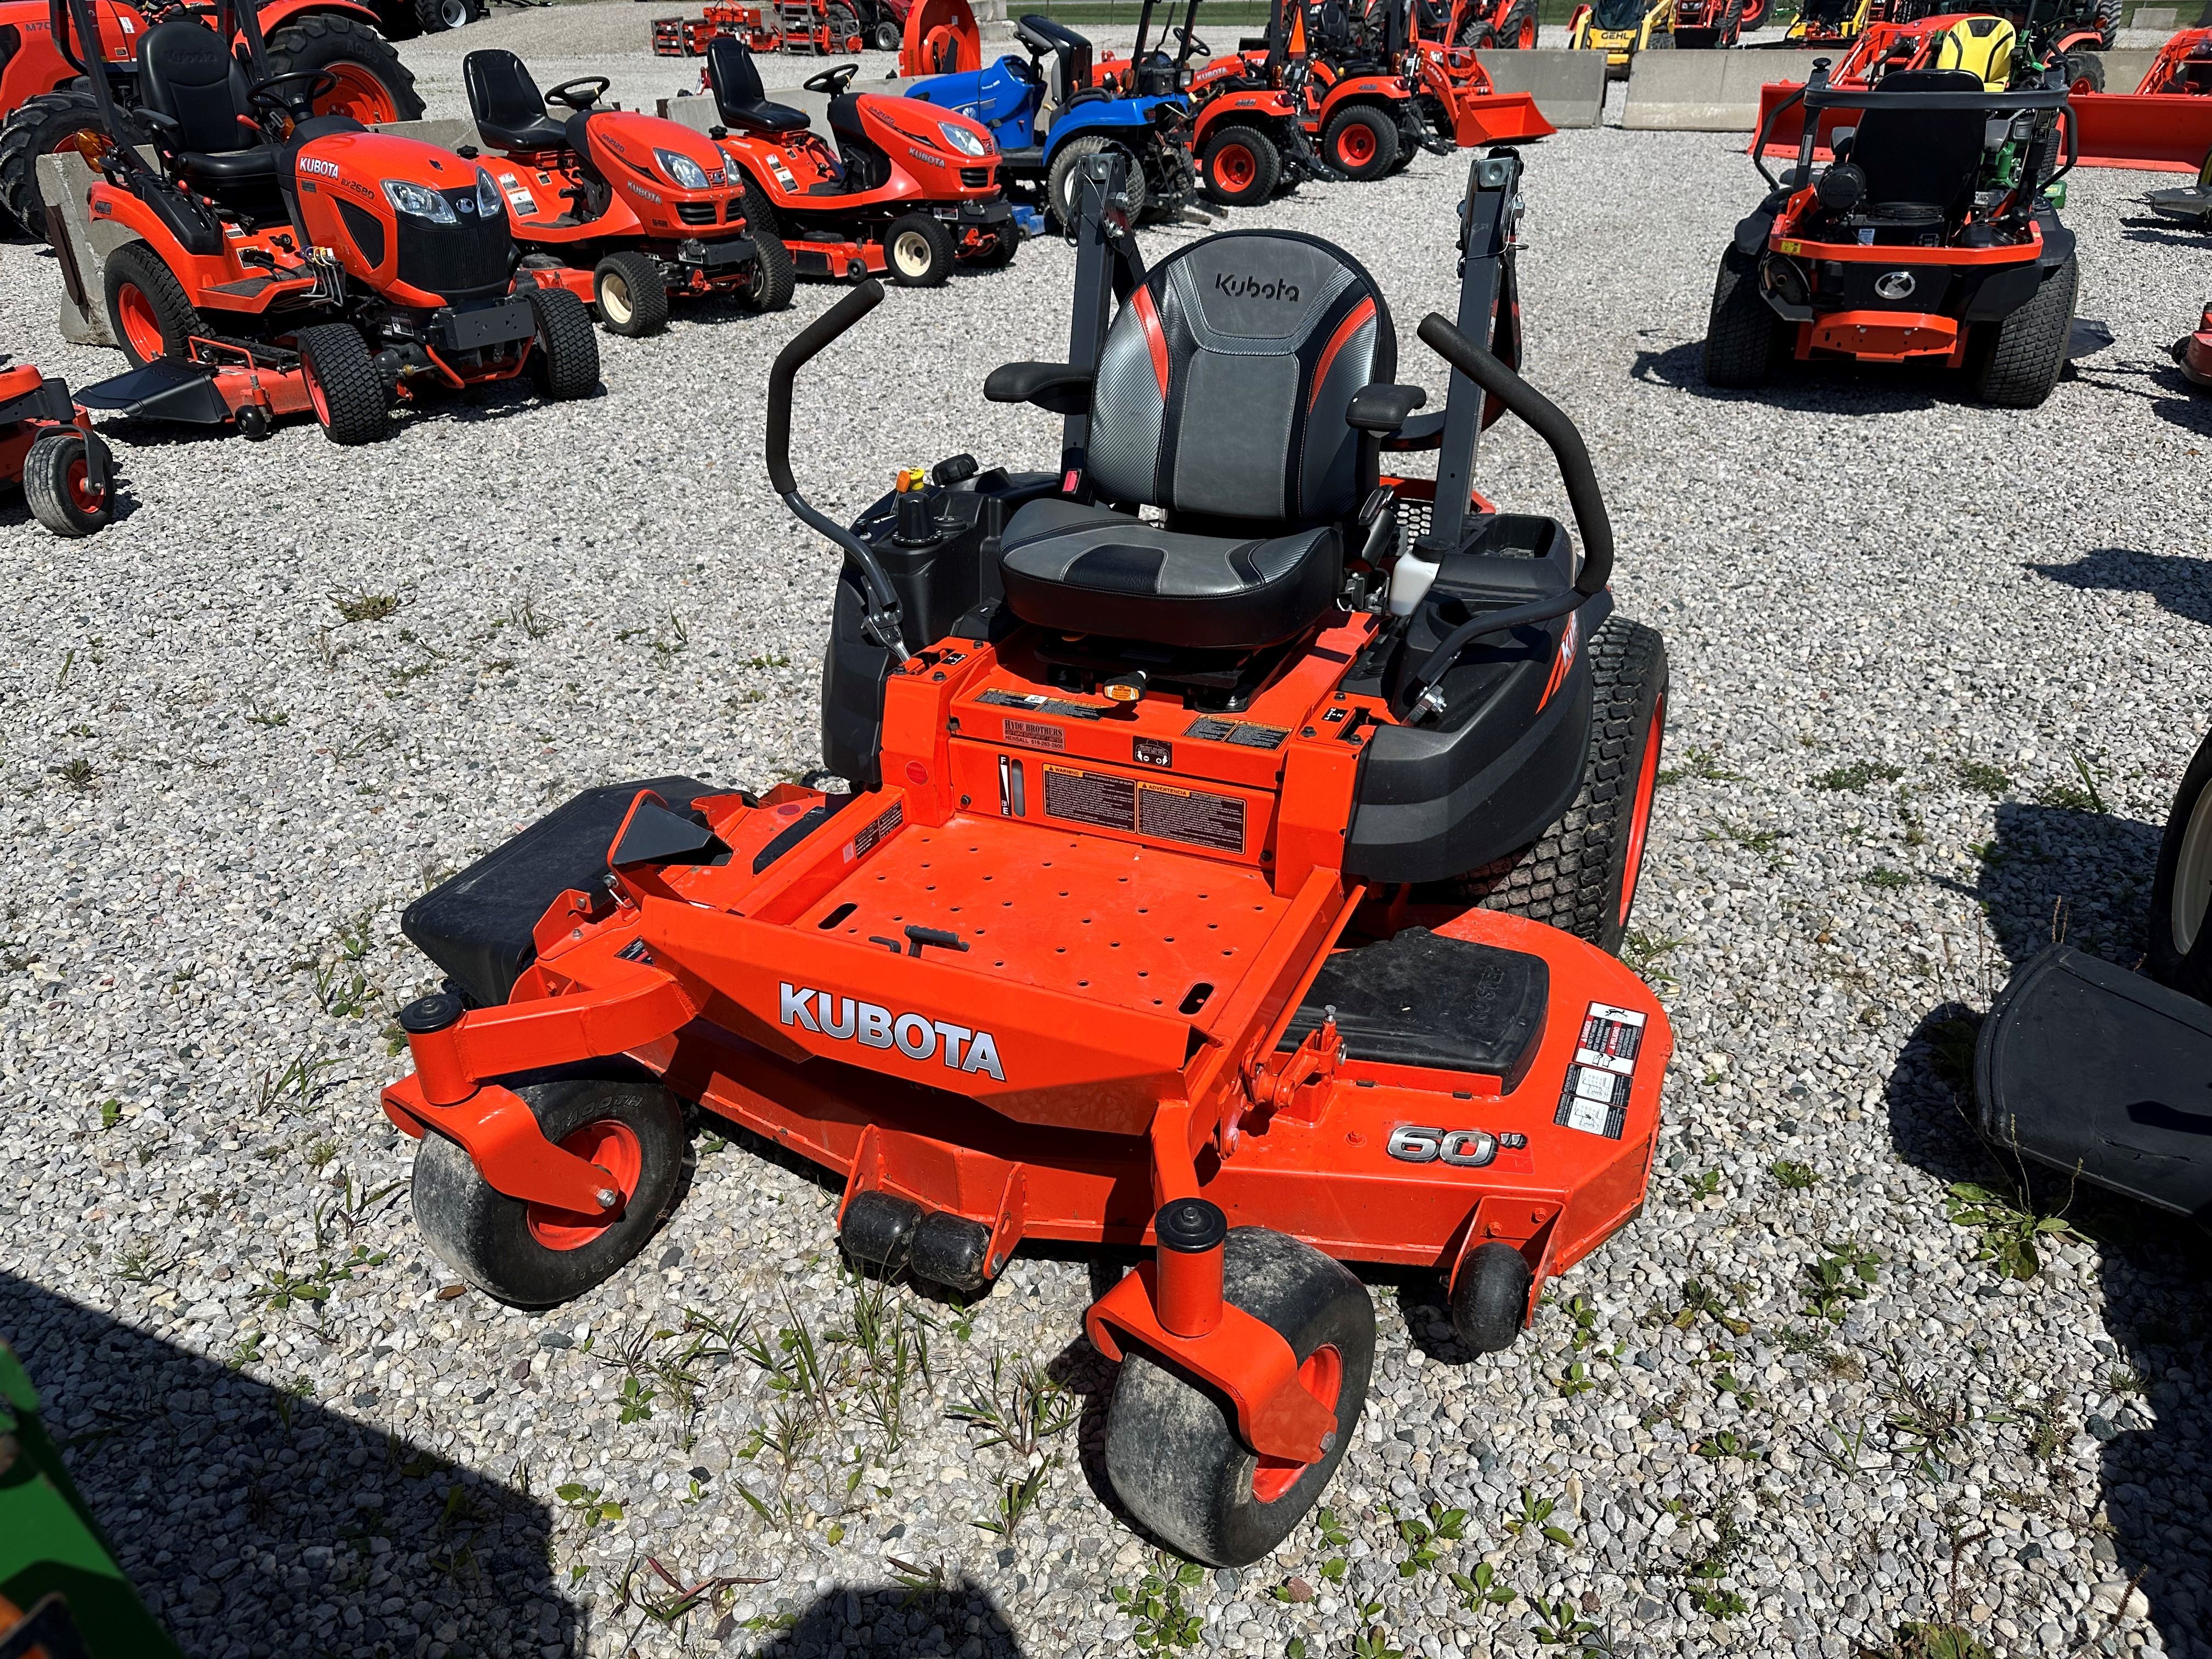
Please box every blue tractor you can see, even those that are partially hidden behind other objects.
[903,0,1198,226]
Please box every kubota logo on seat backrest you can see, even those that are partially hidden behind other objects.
[779,983,1005,1080]
[1215,272,1300,302]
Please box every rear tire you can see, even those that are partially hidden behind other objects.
[734,186,795,310]
[102,242,199,368]
[415,0,483,28]
[264,16,426,124]
[0,89,101,242]
[297,323,390,445]
[1502,0,1537,47]
[1047,134,1145,230]
[526,284,602,399]
[2149,726,2212,1000]
[22,431,110,538]
[1104,1229,1374,1566]
[1969,253,2075,409]
[874,18,901,48]
[411,1070,688,1308]
[827,1,861,47]
[884,211,954,286]
[1702,249,1781,388]
[1322,105,1397,180]
[592,250,669,336]
[1200,125,1281,206]
[1434,614,1669,956]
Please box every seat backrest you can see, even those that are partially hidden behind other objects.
[1848,68,1987,212]
[464,49,551,135]
[706,34,767,116]
[1088,230,1393,526]
[138,20,254,155]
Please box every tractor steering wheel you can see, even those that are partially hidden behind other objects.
[803,63,859,94]
[1183,33,1212,55]
[544,76,611,110]
[247,67,339,122]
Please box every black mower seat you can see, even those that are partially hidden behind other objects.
[992,229,1392,652]
[706,37,811,133]
[137,20,280,190]
[1844,67,1987,222]
[463,49,572,151]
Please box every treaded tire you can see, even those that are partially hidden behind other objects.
[1322,105,1397,180]
[1969,254,2075,409]
[2094,0,2119,48]
[592,250,669,336]
[23,430,110,538]
[0,89,101,242]
[1047,134,1145,230]
[103,242,199,368]
[1500,0,1538,46]
[2060,50,2105,93]
[264,16,426,123]
[884,211,954,287]
[965,224,1019,269]
[526,285,602,399]
[411,1069,688,1308]
[298,323,390,445]
[874,18,901,48]
[1436,613,1669,956]
[415,0,482,29]
[1104,1228,1374,1566]
[1456,18,1496,45]
[1449,1240,1532,1354]
[827,1,861,46]
[2149,725,2212,1000]
[735,186,796,310]
[1702,248,1780,388]
[1200,125,1280,207]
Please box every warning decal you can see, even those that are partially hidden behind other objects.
[1555,1001,1645,1139]
[1043,766,1136,833]
[1138,783,1245,853]
[842,799,904,864]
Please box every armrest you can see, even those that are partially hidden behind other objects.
[1345,382,1426,434]
[984,360,1093,415]
[1380,409,1446,452]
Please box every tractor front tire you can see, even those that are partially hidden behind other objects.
[733,187,796,311]
[1702,249,1781,388]
[1436,614,1669,956]
[102,242,199,368]
[1322,105,1397,179]
[264,16,426,125]
[884,211,955,287]
[2150,725,2212,1000]
[592,250,670,337]
[411,1070,689,1308]
[1047,135,1146,230]
[298,323,391,445]
[1200,125,1282,206]
[0,89,101,242]
[2060,50,2105,93]
[23,431,111,538]
[527,285,602,399]
[1969,253,2075,408]
[1104,1228,1374,1566]
[1449,1240,1533,1355]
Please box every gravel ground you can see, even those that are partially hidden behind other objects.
[4,12,2212,1658]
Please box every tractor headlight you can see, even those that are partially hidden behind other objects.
[474,168,505,219]
[655,147,712,190]
[939,120,989,157]
[383,178,456,223]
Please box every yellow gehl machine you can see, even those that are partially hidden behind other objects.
[1788,0,1876,46]
[1564,0,1673,76]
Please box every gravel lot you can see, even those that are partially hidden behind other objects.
[4,10,2211,1658]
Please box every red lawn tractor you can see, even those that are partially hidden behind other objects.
[462,52,793,335]
[1,359,114,535]
[59,0,598,442]
[0,0,422,238]
[1409,0,1538,49]
[1668,0,1771,48]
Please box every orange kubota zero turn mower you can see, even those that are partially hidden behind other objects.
[697,41,1015,285]
[460,51,793,337]
[379,149,1672,1565]
[1706,61,2079,407]
[59,0,600,443]
[0,357,115,536]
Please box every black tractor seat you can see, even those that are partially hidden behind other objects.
[464,48,575,151]
[987,230,1394,653]
[1836,67,1988,229]
[706,37,812,133]
[136,19,280,195]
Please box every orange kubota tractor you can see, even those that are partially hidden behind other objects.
[377,149,1671,1567]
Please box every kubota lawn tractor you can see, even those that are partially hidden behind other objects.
[1,358,114,537]
[1707,62,2079,405]
[376,147,1672,1566]
[462,51,792,335]
[57,0,599,443]
[0,0,422,239]
[699,43,1014,284]
[1565,0,1675,78]
[1975,721,2212,1227]
[1269,0,1447,178]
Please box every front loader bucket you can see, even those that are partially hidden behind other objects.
[900,0,979,74]
[1452,89,1554,144]
[2064,93,2212,173]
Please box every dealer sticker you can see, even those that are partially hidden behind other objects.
[1555,1001,1645,1139]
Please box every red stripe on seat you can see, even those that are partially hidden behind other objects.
[1133,286,1170,396]
[1310,297,1376,411]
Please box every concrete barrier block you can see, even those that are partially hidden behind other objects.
[368,116,483,149]
[37,151,137,349]
[2090,48,2160,91]
[1470,48,1609,128]
[1622,48,1822,130]
[2129,7,2176,29]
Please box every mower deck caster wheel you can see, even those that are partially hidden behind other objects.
[23,431,110,538]
[840,1189,924,1272]
[526,285,602,401]
[235,405,272,441]
[884,212,955,287]
[592,251,669,337]
[411,1068,688,1308]
[909,1209,993,1291]
[1104,1228,1374,1566]
[1448,1240,1533,1354]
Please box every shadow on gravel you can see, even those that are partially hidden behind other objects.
[763,1578,1028,1657]
[2117,216,2212,250]
[1927,800,2163,973]
[2028,546,2212,629]
[0,1270,571,1659]
[1629,336,1949,412]
[1882,1009,2212,1659]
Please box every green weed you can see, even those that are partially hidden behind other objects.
[1770,1159,1817,1191]
[1803,1242,1882,1323]
[330,588,399,624]
[1816,760,1905,792]
[1113,1554,1205,1652]
[1944,1181,2076,1280]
